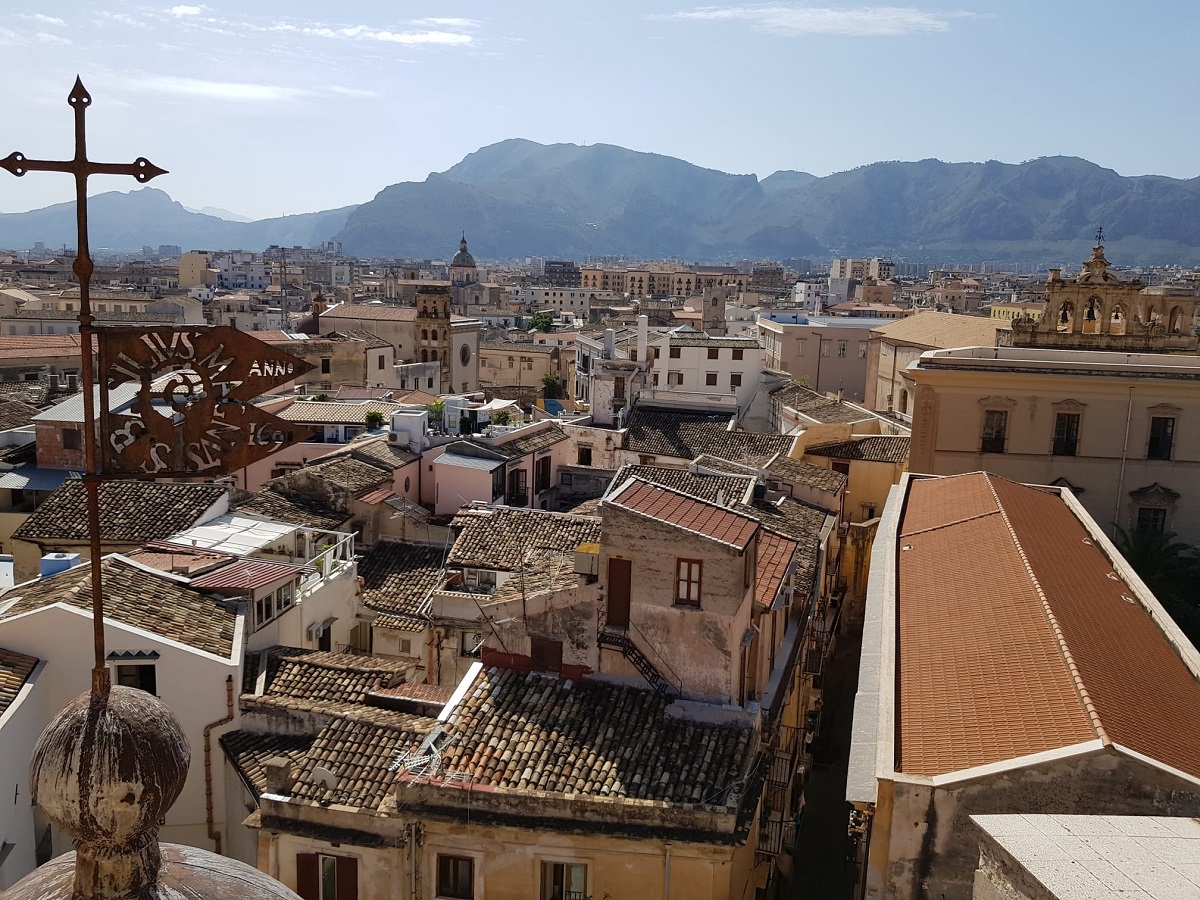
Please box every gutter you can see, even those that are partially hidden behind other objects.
[204,673,236,854]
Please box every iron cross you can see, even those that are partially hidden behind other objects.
[1096,225,1104,244]
[0,77,167,300]
[0,78,167,694]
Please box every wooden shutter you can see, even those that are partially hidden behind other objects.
[296,853,319,900]
[336,856,359,900]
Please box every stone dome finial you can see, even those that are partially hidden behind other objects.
[29,685,189,899]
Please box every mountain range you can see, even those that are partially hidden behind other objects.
[5,139,1200,264]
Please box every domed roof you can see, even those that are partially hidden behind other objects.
[450,234,476,269]
[8,684,302,900]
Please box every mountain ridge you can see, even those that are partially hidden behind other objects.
[4,142,1200,264]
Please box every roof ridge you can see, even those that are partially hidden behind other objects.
[983,474,1110,746]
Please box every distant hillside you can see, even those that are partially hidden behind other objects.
[336,142,1200,263]
[0,188,356,252]
[4,143,1200,263]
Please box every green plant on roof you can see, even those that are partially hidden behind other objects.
[365,411,386,430]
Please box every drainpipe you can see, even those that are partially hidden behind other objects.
[663,841,672,900]
[1112,386,1134,538]
[204,674,236,855]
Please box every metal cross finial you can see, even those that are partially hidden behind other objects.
[1,77,167,697]
[1096,225,1104,245]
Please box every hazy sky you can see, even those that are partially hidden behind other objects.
[0,1,1194,220]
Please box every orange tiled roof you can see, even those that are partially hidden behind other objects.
[897,472,1200,779]
[755,530,798,610]
[608,478,759,550]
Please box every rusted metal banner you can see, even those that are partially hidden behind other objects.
[97,325,315,476]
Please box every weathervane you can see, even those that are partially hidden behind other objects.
[1,78,311,697]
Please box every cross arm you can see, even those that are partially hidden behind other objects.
[0,152,167,182]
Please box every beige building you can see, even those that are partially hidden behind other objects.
[864,311,1007,416]
[907,344,1200,543]
[178,250,215,289]
[830,257,894,281]
[848,471,1200,900]
[758,313,884,402]
[477,340,560,389]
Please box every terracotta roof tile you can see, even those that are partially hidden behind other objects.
[0,399,43,431]
[765,454,848,494]
[623,405,794,461]
[607,478,759,550]
[873,310,1007,348]
[897,472,1200,779]
[357,541,446,620]
[609,464,755,505]
[488,424,567,458]
[805,436,911,465]
[234,488,347,532]
[251,647,411,709]
[13,480,227,544]
[320,303,417,321]
[769,383,873,425]
[448,506,601,571]
[755,531,798,610]
[220,731,313,798]
[0,647,38,716]
[0,556,237,657]
[276,400,403,425]
[435,668,753,805]
[298,455,392,496]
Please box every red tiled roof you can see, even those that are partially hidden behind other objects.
[189,559,313,590]
[755,530,798,610]
[897,472,1200,779]
[358,487,396,506]
[608,478,759,550]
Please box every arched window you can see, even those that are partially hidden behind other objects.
[1056,302,1074,333]
[430,350,438,361]
[421,329,428,341]
[899,389,909,415]
[431,329,438,341]
[420,350,427,363]
[1110,304,1126,335]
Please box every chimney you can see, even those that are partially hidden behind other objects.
[262,756,298,796]
[637,314,649,365]
[603,328,615,359]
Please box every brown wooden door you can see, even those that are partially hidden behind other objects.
[607,557,631,628]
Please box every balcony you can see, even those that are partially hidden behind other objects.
[505,490,529,507]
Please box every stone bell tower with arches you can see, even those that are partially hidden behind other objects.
[416,284,453,389]
[1011,235,1198,352]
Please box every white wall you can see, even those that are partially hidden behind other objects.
[0,662,47,889]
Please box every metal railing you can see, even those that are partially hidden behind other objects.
[628,619,684,697]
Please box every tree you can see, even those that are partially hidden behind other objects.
[492,410,511,426]
[541,373,562,399]
[426,399,445,423]
[529,312,555,332]
[1114,526,1200,646]
[364,411,386,431]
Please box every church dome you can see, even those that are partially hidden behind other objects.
[450,235,476,269]
[5,685,302,900]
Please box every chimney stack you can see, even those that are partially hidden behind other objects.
[637,314,649,364]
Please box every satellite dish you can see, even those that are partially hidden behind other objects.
[311,766,338,791]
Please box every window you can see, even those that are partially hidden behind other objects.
[707,348,719,360]
[428,378,434,389]
[705,372,718,386]
[535,455,552,493]
[981,410,1007,453]
[560,472,574,486]
[577,447,592,466]
[460,630,483,659]
[62,428,81,451]
[730,373,742,389]
[669,346,681,359]
[1148,416,1175,460]
[676,558,702,607]
[613,377,625,400]
[297,853,358,900]
[541,861,587,900]
[437,855,474,899]
[732,348,744,361]
[377,355,385,370]
[820,341,830,357]
[1052,412,1080,456]
[1137,507,1167,533]
[115,664,156,695]
[668,371,683,386]
[320,357,331,375]
[796,341,806,357]
[837,341,847,358]
[859,342,868,359]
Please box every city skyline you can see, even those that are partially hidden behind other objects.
[0,0,1194,220]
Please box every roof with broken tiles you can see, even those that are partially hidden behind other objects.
[296,455,392,496]
[487,423,568,458]
[770,383,875,424]
[448,505,601,571]
[13,480,228,544]
[227,665,755,813]
[357,541,447,626]
[622,404,795,460]
[608,464,755,505]
[0,555,237,658]
[233,487,348,532]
